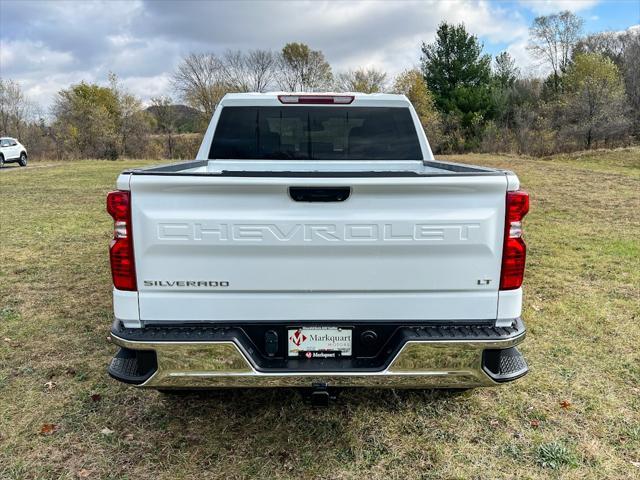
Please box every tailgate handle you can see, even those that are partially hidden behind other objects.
[289,186,350,202]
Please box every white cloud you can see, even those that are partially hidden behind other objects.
[120,74,173,106]
[20,72,93,114]
[1,0,533,109]
[0,39,74,72]
[519,0,600,15]
[0,0,626,111]
[326,1,530,78]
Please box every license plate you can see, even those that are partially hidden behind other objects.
[287,327,352,358]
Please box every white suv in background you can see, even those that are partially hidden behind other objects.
[0,137,28,167]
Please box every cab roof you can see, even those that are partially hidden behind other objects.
[219,92,411,108]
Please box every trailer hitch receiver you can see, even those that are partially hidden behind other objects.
[305,383,336,407]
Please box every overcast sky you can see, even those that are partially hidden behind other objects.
[1,0,638,111]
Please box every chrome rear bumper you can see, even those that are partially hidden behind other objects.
[108,320,527,389]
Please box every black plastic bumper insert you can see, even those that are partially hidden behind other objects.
[107,347,157,385]
[482,347,528,382]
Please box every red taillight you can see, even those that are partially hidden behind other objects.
[500,190,529,290]
[107,191,136,291]
[277,95,354,104]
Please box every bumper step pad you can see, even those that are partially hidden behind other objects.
[482,347,529,382]
[108,347,157,385]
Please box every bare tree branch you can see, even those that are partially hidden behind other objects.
[334,68,388,93]
[171,53,226,117]
[528,11,584,92]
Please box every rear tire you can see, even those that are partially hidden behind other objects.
[18,153,27,167]
[0,155,4,168]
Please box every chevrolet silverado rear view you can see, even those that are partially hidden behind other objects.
[106,93,530,397]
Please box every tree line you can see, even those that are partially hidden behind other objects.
[1,10,638,160]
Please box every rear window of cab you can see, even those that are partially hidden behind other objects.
[209,106,423,161]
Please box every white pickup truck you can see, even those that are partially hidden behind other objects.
[107,93,529,402]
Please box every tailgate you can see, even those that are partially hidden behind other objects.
[130,174,507,322]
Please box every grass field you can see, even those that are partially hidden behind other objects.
[1,149,639,479]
